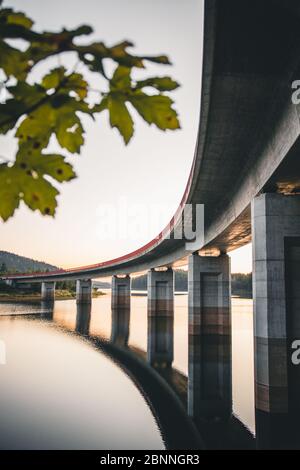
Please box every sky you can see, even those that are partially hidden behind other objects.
[0,0,252,273]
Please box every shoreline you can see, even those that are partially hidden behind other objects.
[0,291,106,303]
[0,290,252,302]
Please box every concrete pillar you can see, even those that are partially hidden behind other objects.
[188,253,231,422]
[111,275,131,309]
[252,193,300,448]
[40,300,54,320]
[75,303,91,335]
[111,307,130,347]
[41,281,55,301]
[147,268,174,368]
[76,279,92,304]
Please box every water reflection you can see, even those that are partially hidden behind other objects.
[188,306,232,423]
[111,307,130,347]
[40,301,55,320]
[75,303,91,335]
[147,300,174,369]
[0,316,164,450]
[0,293,257,449]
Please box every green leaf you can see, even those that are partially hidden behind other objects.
[7,82,45,107]
[24,39,59,67]
[16,150,76,183]
[15,93,91,154]
[107,41,144,68]
[107,94,133,144]
[0,40,29,79]
[64,73,88,99]
[0,82,44,133]
[55,114,84,153]
[41,67,65,89]
[0,150,76,221]
[0,9,39,45]
[75,41,171,75]
[142,55,171,65]
[0,4,181,221]
[110,66,131,91]
[135,76,179,92]
[41,67,88,99]
[0,162,58,220]
[0,99,28,134]
[129,92,180,131]
[8,26,92,74]
[22,175,59,216]
[16,103,54,152]
[0,8,33,29]
[0,164,20,221]
[93,66,180,142]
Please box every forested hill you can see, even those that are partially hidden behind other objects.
[0,251,58,274]
[132,270,253,298]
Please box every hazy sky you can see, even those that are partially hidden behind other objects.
[0,0,252,272]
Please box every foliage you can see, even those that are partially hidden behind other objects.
[0,3,180,221]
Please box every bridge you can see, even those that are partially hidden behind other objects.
[2,0,300,448]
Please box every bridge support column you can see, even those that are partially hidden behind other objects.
[111,307,130,347]
[76,279,92,304]
[252,193,300,448]
[147,268,174,368]
[75,303,91,335]
[40,300,54,320]
[188,253,231,422]
[41,282,55,301]
[111,275,131,309]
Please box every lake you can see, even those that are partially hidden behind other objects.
[0,292,254,449]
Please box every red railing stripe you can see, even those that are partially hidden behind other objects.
[5,155,196,279]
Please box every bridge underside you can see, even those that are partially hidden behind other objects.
[6,0,300,283]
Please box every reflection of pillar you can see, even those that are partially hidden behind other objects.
[40,300,54,320]
[147,268,174,368]
[41,282,55,301]
[188,253,231,422]
[252,193,300,449]
[76,279,92,304]
[111,275,131,309]
[111,307,130,347]
[75,303,91,335]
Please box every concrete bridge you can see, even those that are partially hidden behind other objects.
[3,0,300,448]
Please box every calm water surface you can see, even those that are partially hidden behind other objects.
[0,293,254,449]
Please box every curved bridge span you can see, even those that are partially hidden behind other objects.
[3,0,300,449]
[3,0,300,282]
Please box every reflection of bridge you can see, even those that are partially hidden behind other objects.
[3,0,300,448]
[74,303,204,450]
[43,300,254,449]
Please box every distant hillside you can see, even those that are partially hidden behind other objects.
[132,270,253,298]
[93,280,111,289]
[0,252,252,297]
[0,251,58,274]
